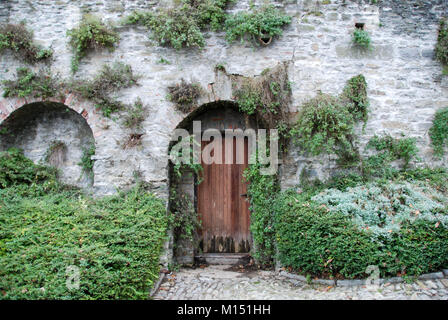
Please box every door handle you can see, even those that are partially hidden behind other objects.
[240,193,247,197]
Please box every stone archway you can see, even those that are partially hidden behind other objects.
[0,101,95,188]
[169,100,261,264]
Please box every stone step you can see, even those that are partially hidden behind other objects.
[196,253,250,265]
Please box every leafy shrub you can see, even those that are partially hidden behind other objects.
[0,148,58,189]
[0,183,168,299]
[2,67,60,99]
[312,181,448,238]
[352,29,371,49]
[289,75,369,165]
[275,184,448,279]
[224,5,292,45]
[168,80,202,113]
[435,19,448,66]
[70,62,138,117]
[290,93,357,160]
[429,107,448,157]
[67,15,119,73]
[363,134,419,176]
[123,1,234,50]
[0,23,52,63]
[341,74,368,124]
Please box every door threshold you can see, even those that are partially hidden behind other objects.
[195,253,250,265]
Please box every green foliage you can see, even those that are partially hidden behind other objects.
[2,67,60,99]
[275,173,448,279]
[0,182,168,299]
[244,159,278,266]
[67,14,119,73]
[224,5,292,45]
[169,135,203,179]
[123,98,146,129]
[168,80,202,113]
[78,144,95,179]
[0,23,52,63]
[363,134,419,177]
[123,1,234,50]
[435,19,448,66]
[429,107,448,157]
[70,62,138,117]
[352,29,371,49]
[234,84,262,115]
[0,148,58,190]
[289,75,369,165]
[170,187,201,245]
[290,93,358,162]
[341,74,369,124]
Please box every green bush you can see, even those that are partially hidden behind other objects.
[429,107,448,157]
[224,5,292,45]
[0,150,169,299]
[0,23,52,63]
[2,67,60,99]
[123,1,234,50]
[67,15,119,73]
[363,134,419,176]
[435,19,448,66]
[275,184,448,279]
[352,29,371,49]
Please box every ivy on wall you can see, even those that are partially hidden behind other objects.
[67,14,119,73]
[435,19,448,73]
[429,107,448,157]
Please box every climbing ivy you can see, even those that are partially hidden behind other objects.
[429,107,448,157]
[78,143,95,179]
[67,14,119,73]
[435,19,448,68]
[0,22,53,63]
[352,29,371,49]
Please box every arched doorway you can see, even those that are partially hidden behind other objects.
[0,101,95,188]
[170,101,260,263]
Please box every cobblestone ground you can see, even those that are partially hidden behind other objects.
[154,265,448,300]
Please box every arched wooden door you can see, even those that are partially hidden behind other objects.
[197,136,251,253]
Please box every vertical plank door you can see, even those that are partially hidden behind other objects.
[197,137,250,253]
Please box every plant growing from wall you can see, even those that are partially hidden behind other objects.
[0,23,53,63]
[67,14,119,73]
[352,28,371,49]
[123,0,234,50]
[123,98,146,129]
[232,62,292,148]
[362,134,419,177]
[435,19,448,69]
[78,143,95,179]
[429,107,448,158]
[289,74,369,165]
[224,5,292,46]
[2,67,60,100]
[70,62,139,117]
[168,80,202,113]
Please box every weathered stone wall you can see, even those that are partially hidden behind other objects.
[0,0,447,199]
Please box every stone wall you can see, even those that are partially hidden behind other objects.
[0,0,447,197]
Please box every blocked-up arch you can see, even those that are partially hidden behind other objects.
[0,96,101,188]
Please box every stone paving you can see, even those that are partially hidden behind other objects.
[153,265,448,300]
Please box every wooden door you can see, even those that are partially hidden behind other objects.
[197,137,251,253]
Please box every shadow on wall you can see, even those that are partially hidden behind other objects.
[0,101,95,188]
